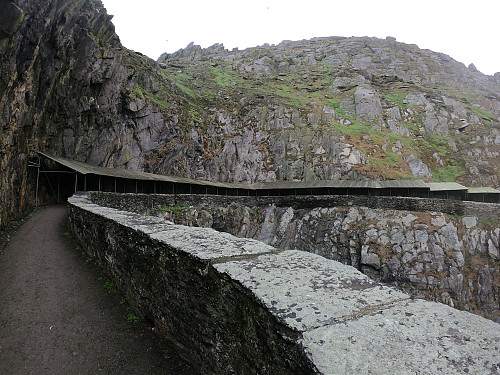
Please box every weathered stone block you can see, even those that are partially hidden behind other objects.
[301,300,500,375]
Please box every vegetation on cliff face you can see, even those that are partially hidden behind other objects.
[1,0,500,228]
[156,40,500,186]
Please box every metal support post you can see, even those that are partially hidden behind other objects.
[36,166,40,207]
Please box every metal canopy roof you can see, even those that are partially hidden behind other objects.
[262,180,378,189]
[263,179,429,190]
[467,187,500,194]
[36,152,253,190]
[427,182,468,192]
[379,180,429,189]
[42,152,494,194]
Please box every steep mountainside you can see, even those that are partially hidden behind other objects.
[1,0,500,227]
[155,39,500,185]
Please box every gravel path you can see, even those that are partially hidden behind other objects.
[0,205,195,375]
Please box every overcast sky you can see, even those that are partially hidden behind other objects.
[100,0,500,76]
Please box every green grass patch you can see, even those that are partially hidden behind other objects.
[382,91,409,109]
[370,152,400,167]
[174,81,196,98]
[437,85,497,121]
[165,71,197,98]
[477,217,500,231]
[438,85,477,104]
[466,104,497,122]
[383,132,415,149]
[143,89,171,111]
[431,165,465,182]
[316,61,334,69]
[130,84,145,100]
[333,119,373,136]
[402,122,420,132]
[324,98,347,117]
[210,66,235,87]
[419,135,450,157]
[265,81,307,107]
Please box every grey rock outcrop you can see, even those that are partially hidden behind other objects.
[404,155,432,179]
[354,85,383,120]
[468,63,479,73]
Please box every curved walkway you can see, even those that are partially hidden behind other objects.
[0,206,193,375]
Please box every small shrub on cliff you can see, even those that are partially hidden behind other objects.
[104,279,118,294]
[130,84,145,100]
[127,313,140,324]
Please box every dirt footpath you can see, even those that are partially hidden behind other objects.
[0,205,195,375]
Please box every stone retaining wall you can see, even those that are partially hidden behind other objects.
[88,191,500,320]
[89,192,499,219]
[68,193,500,374]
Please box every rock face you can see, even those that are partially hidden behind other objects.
[0,0,181,226]
[1,0,117,225]
[1,0,500,229]
[155,38,500,187]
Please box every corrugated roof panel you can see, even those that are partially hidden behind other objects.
[262,180,432,190]
[427,182,468,191]
[261,180,384,189]
[379,180,429,189]
[37,152,92,175]
[37,152,257,190]
[467,187,500,194]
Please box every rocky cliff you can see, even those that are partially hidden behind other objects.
[2,0,498,328]
[1,0,500,225]
[1,0,183,226]
[155,38,500,185]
